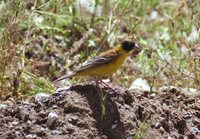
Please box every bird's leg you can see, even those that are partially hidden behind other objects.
[95,78,102,94]
[95,78,107,135]
[99,80,116,94]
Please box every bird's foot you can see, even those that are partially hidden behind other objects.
[98,80,117,94]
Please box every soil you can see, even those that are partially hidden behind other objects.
[0,84,199,139]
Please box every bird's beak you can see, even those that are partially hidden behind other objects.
[135,43,141,50]
[131,43,141,57]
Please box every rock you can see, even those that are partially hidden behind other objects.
[167,135,173,139]
[35,93,50,103]
[68,117,78,125]
[12,120,19,125]
[155,123,161,129]
[25,134,37,139]
[191,127,199,134]
[150,11,158,20]
[0,104,7,110]
[111,123,118,129]
[159,126,165,134]
[130,78,150,91]
[150,93,156,98]
[51,130,62,135]
[46,112,58,127]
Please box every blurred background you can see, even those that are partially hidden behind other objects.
[0,0,199,99]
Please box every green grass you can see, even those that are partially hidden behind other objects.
[0,0,199,99]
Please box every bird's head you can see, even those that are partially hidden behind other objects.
[121,40,141,55]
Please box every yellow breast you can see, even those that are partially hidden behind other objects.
[77,53,129,77]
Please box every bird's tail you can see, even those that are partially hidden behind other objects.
[52,73,76,83]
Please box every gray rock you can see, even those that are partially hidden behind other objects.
[25,134,37,139]
[0,104,7,110]
[35,93,50,103]
[46,112,58,127]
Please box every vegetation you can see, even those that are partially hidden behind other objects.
[0,0,199,99]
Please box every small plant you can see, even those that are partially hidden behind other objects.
[0,0,199,99]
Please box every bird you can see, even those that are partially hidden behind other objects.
[53,40,141,91]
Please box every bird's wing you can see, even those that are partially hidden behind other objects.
[75,51,118,72]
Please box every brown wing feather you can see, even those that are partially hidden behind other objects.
[75,50,118,72]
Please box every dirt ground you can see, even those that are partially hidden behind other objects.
[0,84,199,139]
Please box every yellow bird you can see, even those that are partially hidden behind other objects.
[53,40,140,87]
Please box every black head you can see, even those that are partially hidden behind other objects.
[121,41,139,52]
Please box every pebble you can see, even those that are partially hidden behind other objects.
[155,123,161,129]
[111,123,118,129]
[68,117,78,125]
[150,11,158,20]
[35,93,50,103]
[26,134,37,139]
[52,105,58,109]
[159,126,165,134]
[46,112,58,127]
[51,130,62,135]
[167,135,173,139]
[183,114,192,119]
[12,120,19,125]
[0,104,7,110]
[150,93,156,98]
[129,78,150,91]
[191,127,199,134]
